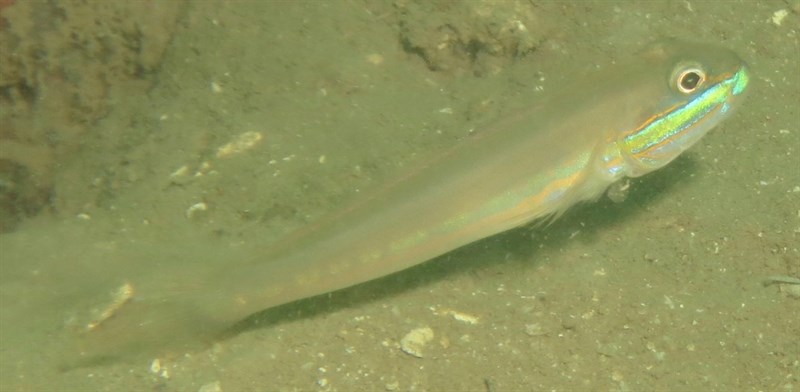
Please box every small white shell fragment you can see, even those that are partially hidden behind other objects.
[148,358,169,378]
[400,327,434,358]
[216,131,263,158]
[449,310,480,325]
[149,358,161,374]
[186,202,208,218]
[771,9,789,26]
[170,165,190,179]
[430,306,480,324]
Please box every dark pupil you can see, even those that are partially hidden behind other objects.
[681,72,701,91]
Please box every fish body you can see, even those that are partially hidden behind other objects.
[79,40,750,358]
[215,39,749,320]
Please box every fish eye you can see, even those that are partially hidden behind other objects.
[675,67,706,94]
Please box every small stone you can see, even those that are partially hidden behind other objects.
[385,380,399,391]
[185,202,208,219]
[400,327,434,358]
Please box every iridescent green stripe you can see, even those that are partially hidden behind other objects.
[623,67,747,165]
[732,67,749,96]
